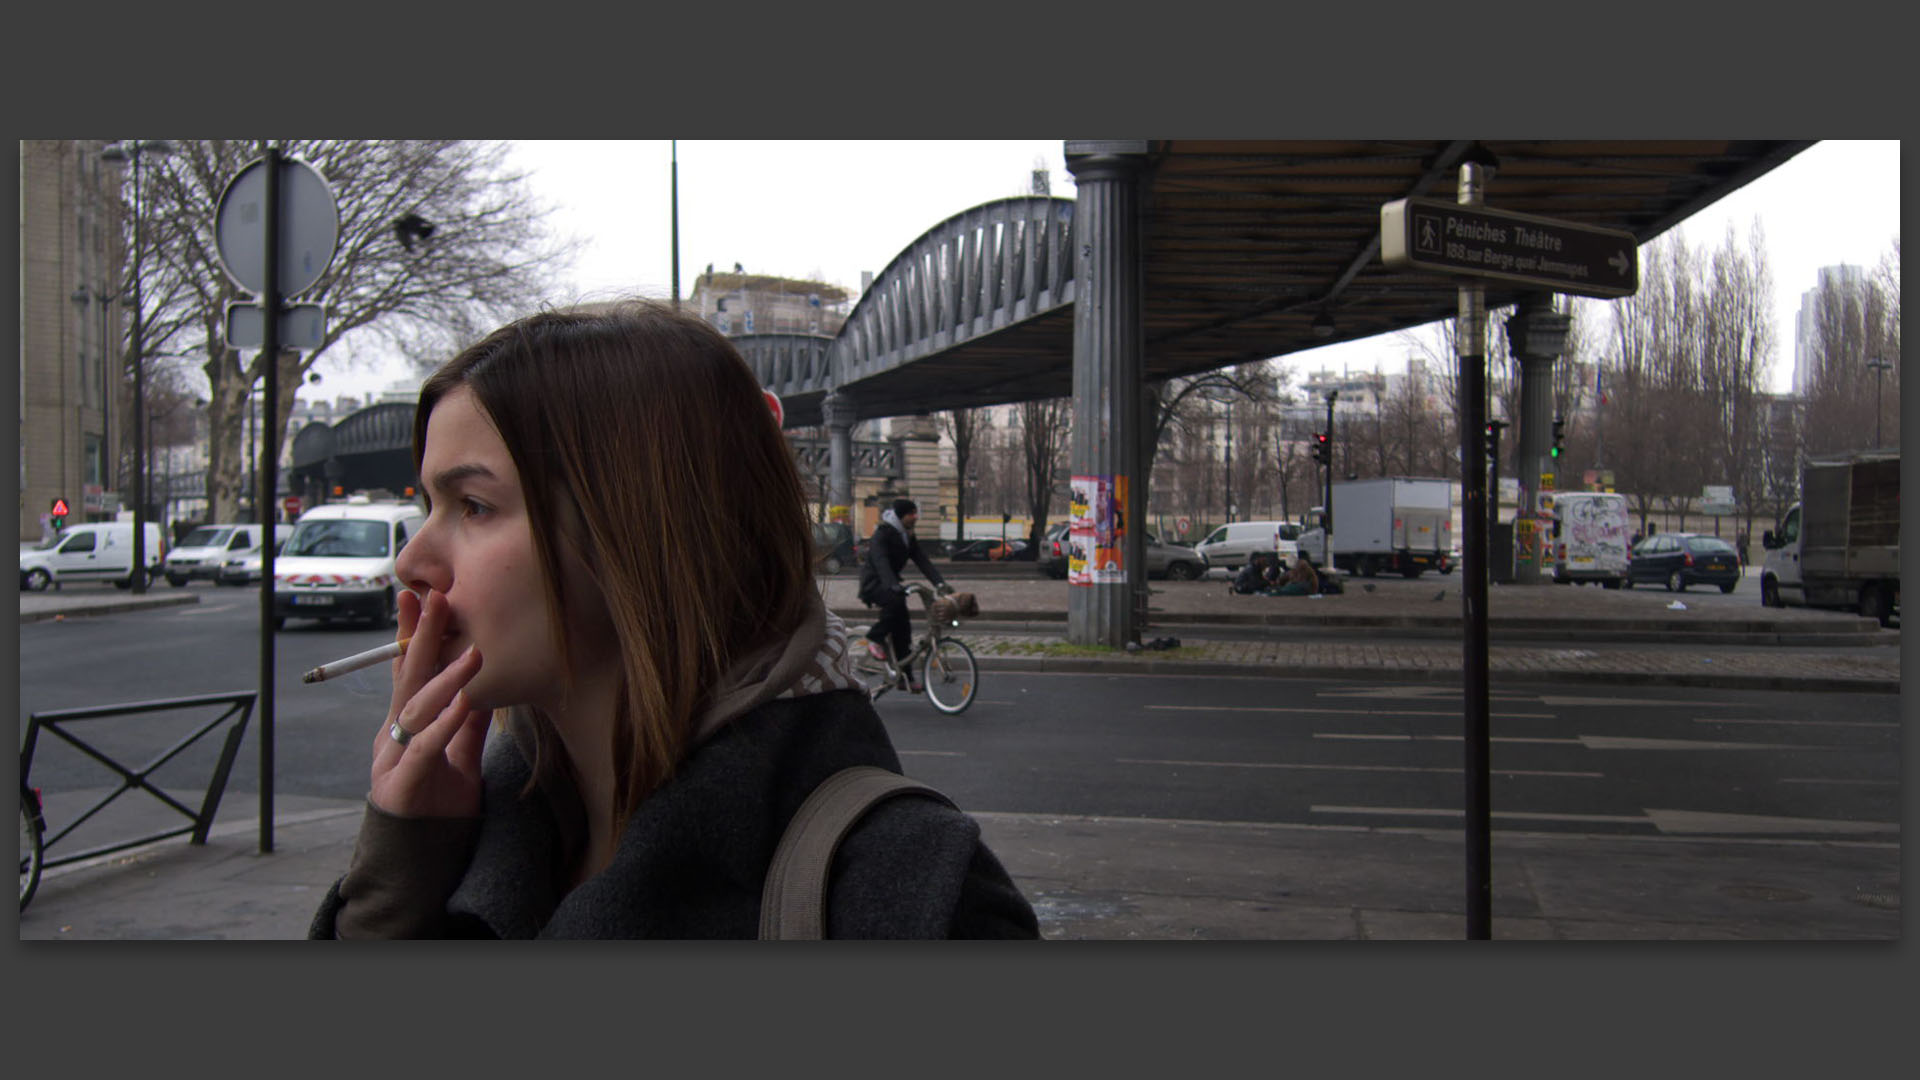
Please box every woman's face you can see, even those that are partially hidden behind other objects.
[396,386,615,715]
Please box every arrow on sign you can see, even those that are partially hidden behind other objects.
[1609,251,1631,276]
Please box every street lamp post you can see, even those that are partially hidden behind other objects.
[100,138,173,593]
[1866,356,1892,447]
[1222,397,1235,523]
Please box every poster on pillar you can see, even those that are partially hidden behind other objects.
[1094,475,1130,584]
[1535,493,1558,568]
[829,504,852,526]
[1067,478,1093,586]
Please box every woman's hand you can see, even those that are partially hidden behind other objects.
[368,587,491,819]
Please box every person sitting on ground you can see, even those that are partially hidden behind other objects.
[1231,552,1279,595]
[1273,556,1326,596]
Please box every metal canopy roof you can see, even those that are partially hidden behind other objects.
[845,139,1812,419]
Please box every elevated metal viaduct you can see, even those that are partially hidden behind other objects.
[733,140,1814,645]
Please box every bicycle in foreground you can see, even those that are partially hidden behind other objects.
[853,582,979,714]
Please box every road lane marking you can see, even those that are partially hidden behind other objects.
[1116,757,1600,778]
[963,810,1897,850]
[1643,808,1900,836]
[1695,717,1898,729]
[1578,736,1817,752]
[1146,705,1554,719]
[1537,695,1738,708]
[897,749,967,757]
[1317,686,1536,701]
[1312,805,1648,825]
[1315,733,1576,745]
[1778,777,1900,786]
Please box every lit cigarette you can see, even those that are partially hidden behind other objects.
[303,637,411,684]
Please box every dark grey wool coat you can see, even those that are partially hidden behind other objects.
[309,689,1039,939]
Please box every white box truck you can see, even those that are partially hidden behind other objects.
[1759,450,1899,626]
[1298,477,1454,578]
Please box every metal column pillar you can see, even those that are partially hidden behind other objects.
[1455,156,1493,941]
[1508,296,1571,584]
[821,389,856,527]
[1065,141,1147,648]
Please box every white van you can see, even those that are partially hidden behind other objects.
[272,499,424,629]
[1194,520,1301,571]
[165,523,294,586]
[19,522,165,591]
[1545,491,1631,587]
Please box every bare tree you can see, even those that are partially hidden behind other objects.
[939,406,985,540]
[1801,238,1901,456]
[1018,397,1072,547]
[134,139,575,523]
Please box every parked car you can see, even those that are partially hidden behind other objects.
[811,522,856,574]
[949,538,1026,562]
[1194,520,1301,571]
[1037,523,1208,580]
[215,537,290,586]
[1625,532,1740,593]
[169,523,293,586]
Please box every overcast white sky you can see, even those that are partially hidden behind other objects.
[307,139,1899,402]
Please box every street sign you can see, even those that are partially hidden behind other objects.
[1381,198,1639,299]
[214,156,341,297]
[226,301,326,351]
[50,497,70,517]
[1176,515,1192,536]
[762,388,783,427]
[283,496,304,519]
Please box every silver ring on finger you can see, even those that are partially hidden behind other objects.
[388,720,416,747]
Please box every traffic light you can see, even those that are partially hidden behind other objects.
[1550,417,1566,459]
[49,497,69,530]
[1311,431,1331,465]
[1484,420,1505,457]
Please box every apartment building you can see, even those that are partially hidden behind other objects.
[20,140,124,541]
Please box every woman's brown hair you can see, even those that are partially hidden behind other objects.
[413,301,814,825]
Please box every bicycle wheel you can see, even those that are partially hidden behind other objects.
[922,638,978,715]
[20,788,44,911]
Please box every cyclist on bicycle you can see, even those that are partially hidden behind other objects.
[857,498,951,693]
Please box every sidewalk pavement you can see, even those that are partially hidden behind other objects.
[16,574,1903,939]
[18,789,1900,940]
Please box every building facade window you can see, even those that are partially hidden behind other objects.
[85,434,103,487]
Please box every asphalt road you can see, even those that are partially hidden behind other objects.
[19,583,1901,846]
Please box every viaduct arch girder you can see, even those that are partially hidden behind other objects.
[749,140,1813,425]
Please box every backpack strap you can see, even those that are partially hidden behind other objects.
[759,765,955,940]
